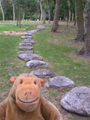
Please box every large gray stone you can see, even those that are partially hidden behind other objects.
[19,42,32,46]
[18,53,43,61]
[22,40,36,44]
[30,69,54,78]
[19,46,33,50]
[26,60,49,68]
[60,86,90,116]
[44,76,75,89]
[21,36,32,39]
[18,50,33,54]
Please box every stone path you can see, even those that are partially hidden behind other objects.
[17,25,90,117]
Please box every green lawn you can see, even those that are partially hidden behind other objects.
[0,21,90,116]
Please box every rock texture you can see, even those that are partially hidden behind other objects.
[19,46,33,50]
[26,60,49,68]
[30,69,54,78]
[44,76,75,89]
[19,42,32,46]
[21,40,36,44]
[18,53,43,61]
[18,50,33,54]
[60,86,90,116]
[21,36,32,39]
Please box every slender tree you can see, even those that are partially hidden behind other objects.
[47,0,50,23]
[39,0,43,20]
[75,0,84,42]
[51,0,61,32]
[0,0,4,21]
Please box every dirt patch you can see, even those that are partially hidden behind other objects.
[0,31,26,35]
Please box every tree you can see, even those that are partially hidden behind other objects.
[51,0,61,32]
[0,0,4,21]
[75,0,85,42]
[78,0,90,56]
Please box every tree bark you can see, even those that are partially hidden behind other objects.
[22,11,25,20]
[39,0,43,21]
[75,0,84,42]
[68,0,71,22]
[42,6,45,24]
[12,3,15,21]
[0,1,4,21]
[79,10,90,56]
[51,0,61,32]
[47,0,50,23]
[19,0,21,28]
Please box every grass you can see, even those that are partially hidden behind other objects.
[0,21,90,120]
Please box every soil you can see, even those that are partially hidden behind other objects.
[0,31,26,35]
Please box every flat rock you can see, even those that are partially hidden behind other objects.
[44,76,75,89]
[30,69,54,78]
[18,53,43,61]
[60,86,90,116]
[26,60,49,68]
[21,36,32,39]
[27,30,37,34]
[19,46,33,50]
[18,50,33,54]
[22,40,36,44]
[24,33,32,36]
[19,42,32,46]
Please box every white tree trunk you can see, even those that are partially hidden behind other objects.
[22,11,25,20]
[0,1,4,21]
[39,0,43,21]
[12,3,15,21]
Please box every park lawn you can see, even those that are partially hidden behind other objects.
[0,22,90,120]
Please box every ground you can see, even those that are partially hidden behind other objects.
[0,21,90,120]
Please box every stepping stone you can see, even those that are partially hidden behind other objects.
[24,33,32,36]
[18,53,43,61]
[60,86,90,116]
[44,76,75,89]
[19,42,32,46]
[27,30,37,34]
[26,60,49,68]
[19,46,33,50]
[22,40,36,44]
[18,50,33,54]
[21,36,32,39]
[30,69,54,79]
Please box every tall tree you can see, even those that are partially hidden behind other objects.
[0,0,4,21]
[39,0,43,20]
[78,0,90,56]
[75,0,84,42]
[47,0,50,23]
[51,0,61,32]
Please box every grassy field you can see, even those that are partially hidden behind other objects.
[0,21,90,120]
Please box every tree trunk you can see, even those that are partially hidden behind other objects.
[39,0,43,21]
[19,0,21,28]
[22,11,25,20]
[47,0,50,23]
[0,1,4,21]
[68,0,71,22]
[42,6,45,24]
[51,0,61,32]
[75,0,84,42]
[79,10,90,56]
[12,3,15,21]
